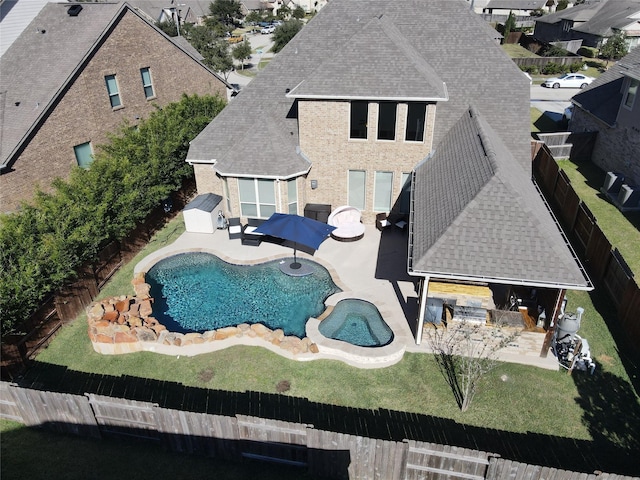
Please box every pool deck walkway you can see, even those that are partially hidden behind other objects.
[134,224,559,371]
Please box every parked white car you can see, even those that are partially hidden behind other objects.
[261,25,275,34]
[542,73,594,89]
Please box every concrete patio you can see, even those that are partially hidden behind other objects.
[133,222,559,370]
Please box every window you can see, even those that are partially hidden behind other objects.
[238,178,276,218]
[374,171,393,211]
[287,179,298,214]
[140,68,155,99]
[405,103,426,142]
[399,173,411,213]
[105,75,121,108]
[377,102,397,140]
[348,170,366,210]
[223,177,231,212]
[350,101,368,139]
[624,78,639,109]
[74,142,94,168]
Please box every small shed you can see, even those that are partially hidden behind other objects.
[183,193,223,233]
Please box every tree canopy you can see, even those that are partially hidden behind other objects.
[600,31,628,62]
[272,19,303,53]
[208,0,242,27]
[232,39,252,69]
[0,94,226,337]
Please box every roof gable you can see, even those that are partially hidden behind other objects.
[287,16,448,101]
[411,107,589,288]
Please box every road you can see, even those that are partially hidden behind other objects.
[530,84,580,117]
[225,32,274,97]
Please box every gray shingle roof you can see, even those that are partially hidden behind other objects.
[572,46,640,126]
[287,16,448,101]
[485,0,548,10]
[534,0,606,24]
[187,0,532,175]
[411,106,589,288]
[572,0,640,36]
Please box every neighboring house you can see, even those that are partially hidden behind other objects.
[533,0,640,51]
[127,0,212,27]
[569,46,640,194]
[284,0,328,13]
[0,2,229,213]
[186,0,591,348]
[482,0,556,16]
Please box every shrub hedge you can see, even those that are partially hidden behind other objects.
[0,94,226,337]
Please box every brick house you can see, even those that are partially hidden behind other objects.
[569,46,640,197]
[186,0,591,345]
[0,2,229,213]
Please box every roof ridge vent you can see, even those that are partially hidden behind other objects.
[68,5,83,16]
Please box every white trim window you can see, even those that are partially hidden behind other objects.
[238,178,276,218]
[287,179,298,215]
[377,102,397,141]
[350,101,368,139]
[405,103,426,142]
[105,74,121,108]
[624,78,639,109]
[348,170,366,210]
[374,171,393,211]
[74,142,93,168]
[140,67,155,99]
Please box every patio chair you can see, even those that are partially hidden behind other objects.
[328,206,365,242]
[376,212,391,231]
[241,218,265,246]
[227,217,242,240]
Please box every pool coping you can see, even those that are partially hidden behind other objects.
[94,234,408,369]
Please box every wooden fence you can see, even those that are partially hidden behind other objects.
[2,381,636,480]
[0,182,196,380]
[532,144,640,349]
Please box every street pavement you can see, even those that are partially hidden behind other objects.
[530,84,578,117]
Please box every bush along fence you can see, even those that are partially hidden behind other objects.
[532,143,640,349]
[1,379,637,480]
[0,182,196,381]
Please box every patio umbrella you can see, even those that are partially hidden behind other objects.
[254,213,336,269]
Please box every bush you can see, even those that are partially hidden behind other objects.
[520,64,539,74]
[541,62,567,75]
[0,94,226,337]
[578,46,598,58]
[569,61,585,73]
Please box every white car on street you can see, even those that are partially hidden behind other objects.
[542,73,594,89]
[261,25,275,34]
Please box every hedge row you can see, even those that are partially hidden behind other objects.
[0,94,226,337]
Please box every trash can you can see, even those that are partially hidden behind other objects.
[304,203,331,223]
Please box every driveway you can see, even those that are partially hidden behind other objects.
[225,32,274,96]
[530,84,579,120]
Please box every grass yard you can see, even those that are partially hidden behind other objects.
[17,213,638,476]
[557,159,640,275]
[531,106,562,134]
[502,43,539,58]
[0,419,315,480]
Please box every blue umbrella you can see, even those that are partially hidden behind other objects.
[254,213,336,269]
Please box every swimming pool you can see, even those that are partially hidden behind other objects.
[145,252,340,337]
[318,299,393,347]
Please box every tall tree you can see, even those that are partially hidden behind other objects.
[502,11,516,44]
[292,6,306,20]
[600,31,628,66]
[185,25,234,78]
[272,19,303,53]
[232,39,252,70]
[209,0,242,28]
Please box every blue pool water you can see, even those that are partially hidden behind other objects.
[318,299,393,347]
[145,252,340,337]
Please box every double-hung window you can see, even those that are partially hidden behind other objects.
[350,101,368,139]
[377,102,397,141]
[405,103,426,142]
[624,78,639,109]
[348,170,366,210]
[238,178,276,218]
[374,171,393,211]
[140,67,155,99]
[105,75,121,108]
[287,179,298,215]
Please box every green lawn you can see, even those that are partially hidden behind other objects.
[502,43,539,58]
[20,215,637,466]
[557,159,640,275]
[0,419,315,480]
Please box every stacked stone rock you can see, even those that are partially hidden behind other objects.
[87,272,319,354]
